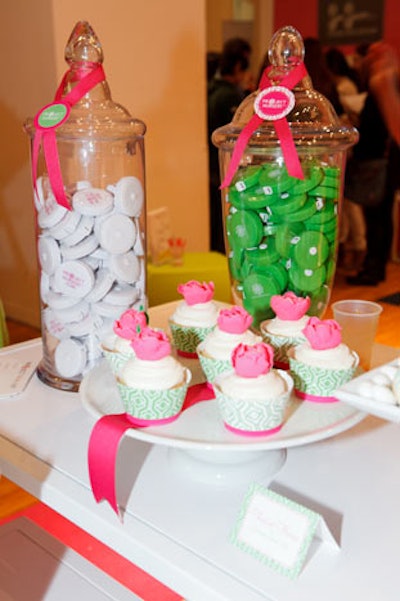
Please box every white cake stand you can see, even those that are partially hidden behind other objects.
[80,360,365,488]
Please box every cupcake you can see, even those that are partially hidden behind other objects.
[289,316,359,402]
[169,280,218,356]
[260,292,311,369]
[101,308,148,375]
[117,327,191,424]
[214,342,293,435]
[197,305,262,384]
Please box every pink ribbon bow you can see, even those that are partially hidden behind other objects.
[220,61,307,189]
[32,63,106,210]
[88,383,215,516]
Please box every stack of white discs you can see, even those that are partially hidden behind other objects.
[36,175,146,380]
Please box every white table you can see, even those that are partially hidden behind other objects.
[0,302,399,601]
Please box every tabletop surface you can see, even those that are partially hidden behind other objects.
[0,302,399,601]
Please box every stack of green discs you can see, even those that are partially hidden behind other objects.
[226,161,340,327]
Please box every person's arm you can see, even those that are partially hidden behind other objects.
[366,42,400,145]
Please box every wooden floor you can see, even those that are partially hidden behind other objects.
[1,261,400,519]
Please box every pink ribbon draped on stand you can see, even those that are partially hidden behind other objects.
[32,64,106,210]
[220,61,308,189]
[87,382,216,516]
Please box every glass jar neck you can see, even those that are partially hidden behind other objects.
[59,63,111,103]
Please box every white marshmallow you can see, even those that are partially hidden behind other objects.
[103,284,139,306]
[54,338,87,378]
[114,176,144,217]
[53,260,95,298]
[60,233,99,261]
[53,301,90,324]
[48,210,81,240]
[43,308,70,340]
[62,215,94,247]
[109,251,140,283]
[72,187,114,216]
[38,236,61,275]
[85,269,115,303]
[96,213,136,254]
[38,193,68,228]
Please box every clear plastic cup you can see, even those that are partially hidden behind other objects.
[331,299,383,370]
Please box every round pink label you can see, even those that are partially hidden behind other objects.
[254,86,295,121]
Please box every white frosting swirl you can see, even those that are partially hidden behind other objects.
[293,342,356,369]
[170,300,219,328]
[120,355,186,389]
[262,316,309,337]
[219,370,288,400]
[114,336,135,355]
[201,328,262,361]
[102,333,134,356]
[101,332,116,352]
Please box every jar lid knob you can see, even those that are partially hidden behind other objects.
[64,20,103,65]
[268,26,304,67]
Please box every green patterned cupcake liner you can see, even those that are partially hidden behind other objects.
[102,348,131,377]
[168,321,215,355]
[197,345,232,384]
[261,331,306,369]
[214,370,293,434]
[117,369,191,421]
[289,354,359,401]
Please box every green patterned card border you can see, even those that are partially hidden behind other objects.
[231,483,320,579]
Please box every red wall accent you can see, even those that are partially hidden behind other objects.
[274,0,400,57]
[274,0,319,40]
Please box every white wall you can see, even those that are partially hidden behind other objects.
[0,0,208,326]
[0,1,56,326]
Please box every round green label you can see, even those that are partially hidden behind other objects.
[37,103,69,129]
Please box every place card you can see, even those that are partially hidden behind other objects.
[231,483,339,579]
[0,343,39,398]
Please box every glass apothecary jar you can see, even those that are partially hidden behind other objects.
[24,21,147,391]
[212,26,359,328]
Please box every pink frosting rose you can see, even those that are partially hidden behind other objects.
[131,327,171,360]
[113,309,148,340]
[217,305,253,334]
[302,317,342,350]
[270,292,311,321]
[177,280,215,306]
[231,343,274,378]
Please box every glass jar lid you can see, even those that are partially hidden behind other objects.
[25,21,145,141]
[212,26,358,153]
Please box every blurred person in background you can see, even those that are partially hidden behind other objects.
[207,51,221,83]
[325,46,367,274]
[303,37,344,116]
[346,41,399,286]
[222,37,255,96]
[366,42,400,145]
[325,46,364,116]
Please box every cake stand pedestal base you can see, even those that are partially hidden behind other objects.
[166,447,287,488]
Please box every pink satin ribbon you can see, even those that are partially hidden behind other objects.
[295,389,339,403]
[220,62,307,189]
[88,379,291,514]
[88,382,215,515]
[32,64,106,210]
[176,349,198,359]
[274,360,290,371]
